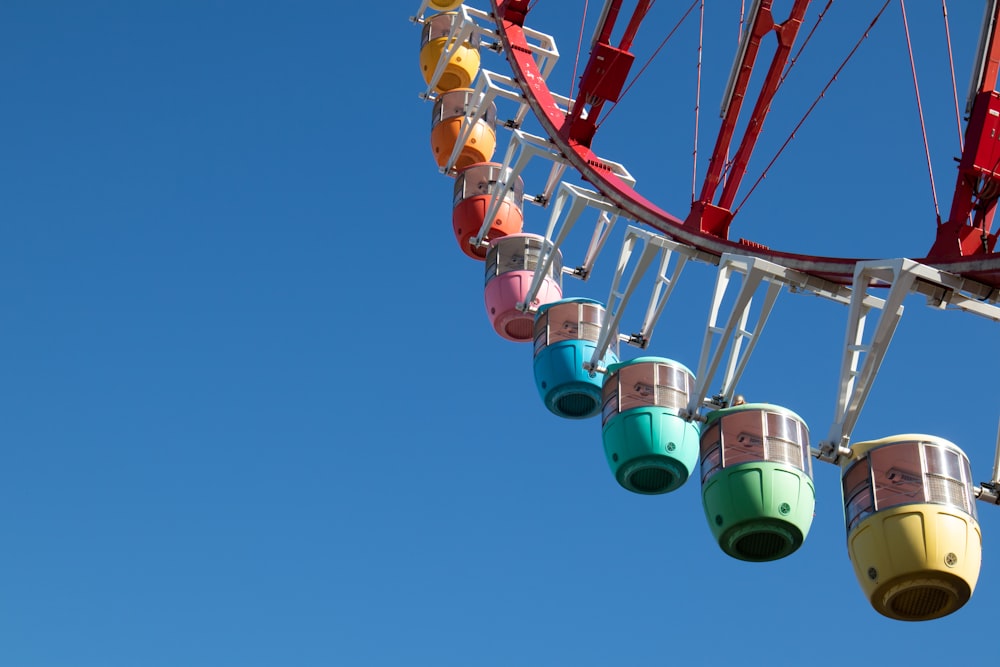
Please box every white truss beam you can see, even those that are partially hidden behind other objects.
[821,258,1000,461]
[586,226,715,373]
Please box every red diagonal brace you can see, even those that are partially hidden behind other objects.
[929,2,1000,259]
[687,0,810,239]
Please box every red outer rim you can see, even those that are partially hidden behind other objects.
[491,0,1000,288]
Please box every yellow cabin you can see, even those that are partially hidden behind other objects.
[419,12,480,93]
[842,434,982,621]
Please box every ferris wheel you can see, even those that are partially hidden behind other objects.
[410,0,1000,621]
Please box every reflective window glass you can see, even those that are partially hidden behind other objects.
[701,446,722,483]
[870,442,926,510]
[617,364,655,413]
[720,411,764,467]
[533,315,548,355]
[421,14,481,48]
[578,304,604,343]
[601,377,619,425]
[846,485,874,532]
[764,413,805,470]
[924,445,964,480]
[842,458,874,531]
[701,424,722,483]
[923,444,973,515]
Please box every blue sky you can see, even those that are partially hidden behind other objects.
[4,1,1000,665]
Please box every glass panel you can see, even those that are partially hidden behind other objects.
[454,163,496,204]
[497,246,527,275]
[720,410,764,467]
[421,14,481,48]
[701,424,722,483]
[846,486,874,532]
[431,92,468,128]
[765,412,798,442]
[926,475,970,514]
[653,364,688,411]
[577,303,605,343]
[533,314,549,356]
[701,445,722,483]
[546,304,581,344]
[765,437,801,467]
[617,364,655,413]
[484,252,499,281]
[924,445,964,480]
[701,424,720,456]
[503,176,524,206]
[762,413,804,470]
[870,442,926,510]
[843,457,872,501]
[548,249,563,281]
[660,365,689,391]
[421,15,451,46]
[843,458,874,532]
[924,444,972,514]
[601,378,619,425]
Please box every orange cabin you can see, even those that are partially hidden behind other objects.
[430,88,497,170]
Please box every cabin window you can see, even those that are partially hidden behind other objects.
[700,424,722,483]
[601,362,692,425]
[421,14,481,48]
[843,440,977,528]
[601,381,619,425]
[701,408,811,482]
[924,444,976,518]
[870,442,926,509]
[720,410,765,468]
[453,166,523,205]
[842,458,874,532]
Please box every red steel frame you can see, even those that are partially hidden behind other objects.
[491,0,1000,286]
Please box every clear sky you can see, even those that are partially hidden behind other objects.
[4,2,1000,665]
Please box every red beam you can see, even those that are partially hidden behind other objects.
[931,1,1000,259]
[687,1,811,239]
[694,2,776,210]
[717,0,808,211]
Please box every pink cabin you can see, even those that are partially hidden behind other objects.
[484,234,563,342]
[452,162,524,260]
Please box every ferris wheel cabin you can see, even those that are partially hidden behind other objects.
[419,11,481,93]
[532,298,618,419]
[841,434,982,621]
[484,233,563,342]
[426,0,464,11]
[453,162,525,260]
[600,357,700,495]
[699,403,815,562]
[430,89,497,170]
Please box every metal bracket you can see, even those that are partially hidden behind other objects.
[686,254,787,417]
[442,70,579,173]
[821,258,1000,461]
[472,130,570,250]
[587,226,715,374]
[413,4,561,96]
[416,6,483,100]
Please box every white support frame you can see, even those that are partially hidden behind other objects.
[822,257,1000,461]
[515,182,649,319]
[686,254,784,417]
[441,70,580,174]
[411,4,560,98]
[682,252,877,419]
[587,226,716,374]
[415,6,483,100]
[472,130,570,252]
